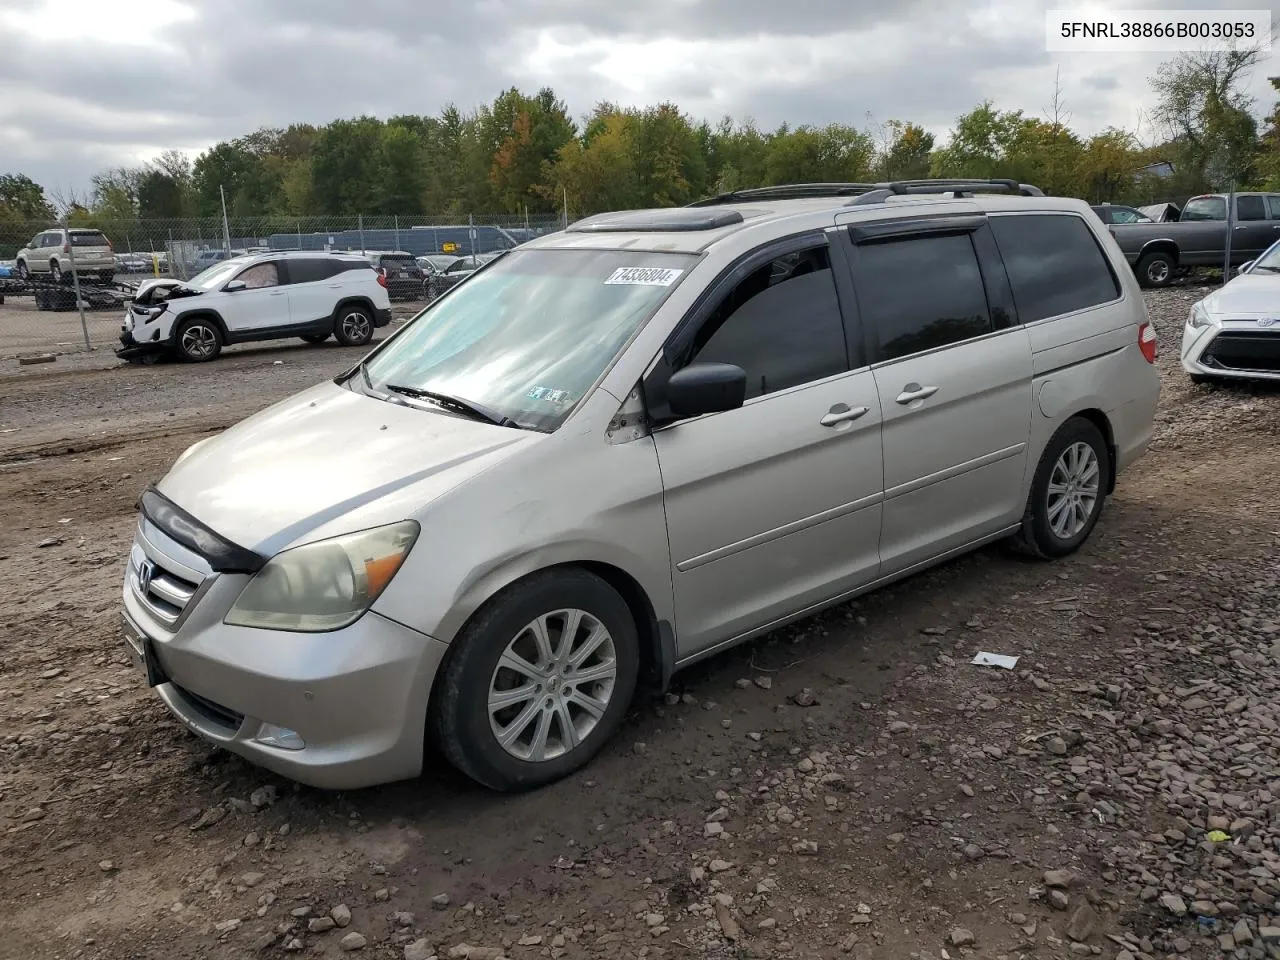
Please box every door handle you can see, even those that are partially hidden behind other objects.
[820,405,869,427]
[895,383,939,404]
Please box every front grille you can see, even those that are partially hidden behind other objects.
[172,684,244,732]
[1202,331,1280,373]
[128,525,209,626]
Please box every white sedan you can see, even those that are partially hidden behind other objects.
[1182,238,1280,384]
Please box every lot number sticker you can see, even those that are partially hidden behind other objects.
[604,266,684,286]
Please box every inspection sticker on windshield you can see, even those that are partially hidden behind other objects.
[527,386,573,404]
[604,266,684,286]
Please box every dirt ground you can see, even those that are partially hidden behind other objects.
[3,286,1280,960]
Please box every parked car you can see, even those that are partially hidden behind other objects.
[364,251,426,301]
[116,250,392,363]
[416,255,457,297]
[118,179,1159,793]
[1107,192,1280,288]
[190,248,247,274]
[432,252,502,295]
[1089,203,1153,225]
[16,227,115,283]
[1181,235,1280,384]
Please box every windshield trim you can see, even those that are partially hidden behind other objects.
[340,246,703,431]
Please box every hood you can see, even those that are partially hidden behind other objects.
[1203,274,1280,318]
[156,381,538,555]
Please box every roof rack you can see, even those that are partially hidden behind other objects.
[846,179,1044,205]
[686,178,1045,208]
[687,183,879,207]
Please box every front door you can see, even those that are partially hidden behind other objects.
[846,225,1033,575]
[219,259,290,335]
[652,234,884,655]
[1235,195,1280,260]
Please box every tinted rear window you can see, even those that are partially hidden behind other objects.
[287,258,340,284]
[1181,197,1226,221]
[989,214,1121,323]
[70,232,109,246]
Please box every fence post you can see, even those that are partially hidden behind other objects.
[394,216,400,252]
[64,214,91,351]
[358,215,365,254]
[1223,181,1235,286]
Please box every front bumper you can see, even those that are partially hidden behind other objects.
[1181,321,1280,380]
[116,326,168,360]
[120,518,448,790]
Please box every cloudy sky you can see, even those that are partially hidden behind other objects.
[0,0,1276,199]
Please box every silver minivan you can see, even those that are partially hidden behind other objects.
[119,180,1161,792]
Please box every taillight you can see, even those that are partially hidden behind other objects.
[376,272,387,288]
[1138,322,1158,363]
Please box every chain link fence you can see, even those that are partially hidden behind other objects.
[0,212,566,358]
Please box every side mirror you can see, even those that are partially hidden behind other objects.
[224,280,247,292]
[666,362,747,418]
[1238,260,1255,276]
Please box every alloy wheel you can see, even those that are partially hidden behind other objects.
[487,609,617,763]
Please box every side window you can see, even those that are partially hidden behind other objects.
[1267,196,1280,220]
[989,214,1121,324]
[286,258,335,284]
[236,262,279,289]
[1236,196,1267,221]
[1112,208,1142,224]
[854,233,991,362]
[687,244,848,401]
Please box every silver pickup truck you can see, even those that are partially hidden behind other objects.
[1107,192,1280,287]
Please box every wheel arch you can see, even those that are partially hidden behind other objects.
[171,308,228,342]
[425,559,675,723]
[331,295,377,323]
[1137,239,1180,264]
[1064,407,1118,495]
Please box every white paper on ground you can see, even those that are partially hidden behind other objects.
[971,651,1019,669]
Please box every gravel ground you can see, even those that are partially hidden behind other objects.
[2,285,1280,960]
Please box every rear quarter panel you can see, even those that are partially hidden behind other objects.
[1024,225,1159,487]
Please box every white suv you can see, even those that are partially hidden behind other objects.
[16,227,115,283]
[117,251,393,363]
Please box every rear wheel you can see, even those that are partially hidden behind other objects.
[1009,417,1111,560]
[15,260,28,280]
[333,305,374,346]
[49,260,62,283]
[1136,250,1174,288]
[432,570,641,792]
[174,316,222,362]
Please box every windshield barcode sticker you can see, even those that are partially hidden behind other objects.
[605,266,684,286]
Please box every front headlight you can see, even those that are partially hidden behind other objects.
[224,520,419,632]
[1189,303,1213,329]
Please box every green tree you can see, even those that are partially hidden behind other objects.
[309,116,384,214]
[1259,77,1280,188]
[765,123,875,184]
[0,173,57,220]
[487,88,576,213]
[1150,48,1265,190]
[874,121,935,180]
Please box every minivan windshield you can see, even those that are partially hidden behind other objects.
[360,248,697,431]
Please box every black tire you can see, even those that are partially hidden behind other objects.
[431,569,641,792]
[99,271,115,284]
[333,304,374,346]
[1009,417,1111,560]
[300,334,329,344]
[174,316,222,362]
[15,260,28,280]
[49,260,62,283]
[1136,250,1174,288]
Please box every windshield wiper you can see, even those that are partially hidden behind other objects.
[384,384,521,428]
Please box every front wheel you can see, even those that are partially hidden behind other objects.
[49,260,63,283]
[15,260,28,280]
[333,305,374,346]
[431,570,641,792]
[1009,417,1111,560]
[174,316,222,362]
[300,333,329,344]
